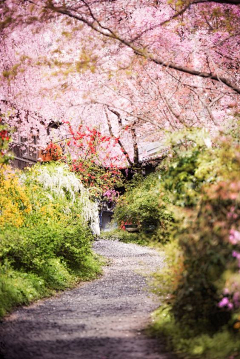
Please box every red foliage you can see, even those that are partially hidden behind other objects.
[63,121,125,198]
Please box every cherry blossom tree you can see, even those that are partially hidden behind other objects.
[0,0,239,166]
[2,0,239,88]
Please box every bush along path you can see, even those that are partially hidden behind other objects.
[0,239,177,359]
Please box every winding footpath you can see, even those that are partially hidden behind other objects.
[0,239,177,359]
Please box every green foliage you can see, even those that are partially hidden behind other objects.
[113,128,221,243]
[148,127,240,359]
[159,129,222,208]
[160,149,206,207]
[0,262,48,318]
[0,162,101,318]
[150,305,240,359]
[114,172,175,243]
[0,221,98,277]
[168,137,240,333]
[71,158,124,200]
[113,126,240,357]
[223,115,240,143]
[151,239,183,299]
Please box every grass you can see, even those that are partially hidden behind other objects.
[0,224,102,320]
[100,228,157,246]
[0,264,48,318]
[148,305,240,359]
[0,256,102,319]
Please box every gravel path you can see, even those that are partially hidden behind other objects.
[0,239,177,359]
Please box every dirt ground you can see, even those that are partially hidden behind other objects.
[0,239,177,359]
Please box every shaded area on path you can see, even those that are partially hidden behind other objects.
[0,239,177,359]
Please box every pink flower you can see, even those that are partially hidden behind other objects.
[218,297,234,310]
[227,207,238,219]
[229,230,240,245]
[223,288,229,295]
[218,297,229,307]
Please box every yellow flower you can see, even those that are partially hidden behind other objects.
[0,165,32,228]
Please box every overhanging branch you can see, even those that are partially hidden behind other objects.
[14,0,240,95]
[46,3,240,95]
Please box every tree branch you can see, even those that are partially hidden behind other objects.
[104,106,133,166]
[130,121,140,166]
[8,0,239,96]
[43,2,240,95]
[192,0,240,5]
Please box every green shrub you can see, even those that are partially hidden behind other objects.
[167,137,240,333]
[36,258,74,289]
[0,162,101,318]
[150,130,240,359]
[0,219,99,278]
[114,172,175,243]
[150,305,240,359]
[54,221,100,277]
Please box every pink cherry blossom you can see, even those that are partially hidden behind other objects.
[229,230,240,245]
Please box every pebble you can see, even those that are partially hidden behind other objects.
[0,239,177,359]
